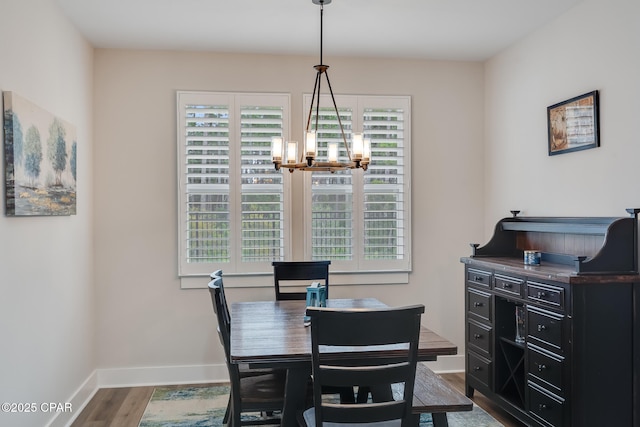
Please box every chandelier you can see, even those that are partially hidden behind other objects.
[271,0,370,172]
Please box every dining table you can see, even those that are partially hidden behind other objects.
[230,297,458,427]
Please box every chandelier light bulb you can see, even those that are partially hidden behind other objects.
[328,143,339,162]
[287,141,298,164]
[352,133,364,160]
[305,131,317,159]
[363,137,371,162]
[271,136,283,162]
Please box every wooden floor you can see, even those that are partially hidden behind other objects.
[70,372,526,426]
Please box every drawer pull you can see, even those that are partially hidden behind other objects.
[473,302,484,307]
[538,403,548,411]
[473,366,482,371]
[473,333,482,339]
[537,324,547,332]
[502,283,512,289]
[537,291,547,299]
[537,364,547,372]
[474,276,484,282]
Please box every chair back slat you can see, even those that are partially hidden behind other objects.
[272,261,331,301]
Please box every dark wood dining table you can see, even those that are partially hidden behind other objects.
[230,298,457,426]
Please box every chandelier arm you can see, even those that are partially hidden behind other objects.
[323,70,352,161]
[314,70,323,134]
[306,70,322,133]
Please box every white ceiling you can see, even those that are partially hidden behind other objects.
[55,0,584,61]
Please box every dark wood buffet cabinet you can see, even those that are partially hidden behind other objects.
[461,209,639,427]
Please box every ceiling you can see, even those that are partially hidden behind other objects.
[55,0,583,61]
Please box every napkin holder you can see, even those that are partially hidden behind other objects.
[304,281,326,325]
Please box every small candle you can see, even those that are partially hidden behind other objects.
[287,141,298,164]
[305,131,317,158]
[363,137,371,162]
[352,133,363,160]
[271,136,283,161]
[328,143,338,162]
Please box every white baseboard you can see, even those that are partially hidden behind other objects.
[97,363,230,388]
[46,371,98,427]
[423,354,465,374]
[53,358,463,427]
[52,364,228,427]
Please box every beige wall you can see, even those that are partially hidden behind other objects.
[484,0,640,224]
[3,0,639,425]
[92,50,485,379]
[0,1,94,426]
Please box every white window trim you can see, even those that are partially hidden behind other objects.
[177,91,411,289]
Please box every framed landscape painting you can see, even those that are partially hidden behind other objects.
[3,91,77,216]
[547,90,599,156]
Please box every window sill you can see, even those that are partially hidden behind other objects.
[181,270,409,289]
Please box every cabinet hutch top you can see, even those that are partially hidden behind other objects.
[461,208,639,283]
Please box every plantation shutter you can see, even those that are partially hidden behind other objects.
[178,92,290,276]
[363,107,406,260]
[310,105,354,260]
[184,103,231,264]
[240,105,285,262]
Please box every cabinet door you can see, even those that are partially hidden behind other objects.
[527,305,564,353]
[527,381,566,427]
[527,281,565,311]
[467,319,492,357]
[527,343,565,396]
[467,351,492,389]
[467,268,492,288]
[467,288,491,321]
[494,274,524,298]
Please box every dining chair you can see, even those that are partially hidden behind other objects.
[208,277,286,426]
[272,260,331,301]
[271,260,359,403]
[301,304,425,427]
[209,269,230,328]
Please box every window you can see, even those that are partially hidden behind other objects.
[303,95,411,273]
[177,92,410,280]
[177,92,290,276]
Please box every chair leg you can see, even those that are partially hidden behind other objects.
[356,386,370,403]
[223,395,231,423]
[431,412,449,427]
[339,387,356,404]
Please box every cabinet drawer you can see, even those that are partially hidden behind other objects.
[467,288,491,321]
[467,351,492,388]
[527,306,564,352]
[467,268,491,288]
[494,274,524,298]
[527,281,564,311]
[467,320,492,357]
[527,344,565,395]
[528,381,565,427]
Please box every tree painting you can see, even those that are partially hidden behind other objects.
[23,125,43,188]
[71,141,77,182]
[47,117,68,186]
[3,91,77,216]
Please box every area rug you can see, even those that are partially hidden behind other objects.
[138,384,503,427]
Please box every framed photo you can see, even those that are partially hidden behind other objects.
[547,90,599,156]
